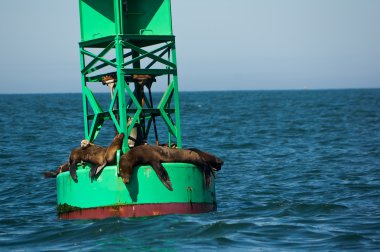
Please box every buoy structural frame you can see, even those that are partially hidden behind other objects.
[55,0,219,219]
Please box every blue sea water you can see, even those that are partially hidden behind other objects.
[0,89,379,251]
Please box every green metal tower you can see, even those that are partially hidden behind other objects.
[79,0,181,151]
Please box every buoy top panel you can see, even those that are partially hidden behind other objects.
[79,0,173,41]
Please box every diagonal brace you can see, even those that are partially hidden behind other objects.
[122,41,176,69]
[81,49,118,69]
[81,41,115,74]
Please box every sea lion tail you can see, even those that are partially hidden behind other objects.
[43,171,58,178]
[151,162,173,191]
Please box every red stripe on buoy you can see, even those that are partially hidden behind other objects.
[59,203,217,220]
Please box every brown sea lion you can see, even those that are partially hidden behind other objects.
[118,145,224,190]
[68,133,124,182]
[69,133,124,182]
[43,134,124,180]
[68,143,106,182]
[132,74,155,85]
[92,133,125,177]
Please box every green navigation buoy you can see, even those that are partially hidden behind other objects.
[56,0,217,219]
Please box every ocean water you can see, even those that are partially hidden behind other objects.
[0,89,379,251]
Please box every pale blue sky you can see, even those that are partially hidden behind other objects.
[0,0,379,93]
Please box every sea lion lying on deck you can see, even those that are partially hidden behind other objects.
[43,133,124,181]
[69,133,124,181]
[118,145,223,191]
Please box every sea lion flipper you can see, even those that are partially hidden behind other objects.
[151,162,173,191]
[93,162,107,177]
[89,166,96,178]
[43,171,58,178]
[200,165,213,189]
[69,163,78,182]
[204,168,212,188]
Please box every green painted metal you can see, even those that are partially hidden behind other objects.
[79,0,172,41]
[78,0,181,150]
[79,0,116,41]
[124,0,173,35]
[57,163,216,209]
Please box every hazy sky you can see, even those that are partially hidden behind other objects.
[0,0,379,93]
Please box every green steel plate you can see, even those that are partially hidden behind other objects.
[57,163,216,210]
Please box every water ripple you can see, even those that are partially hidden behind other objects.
[0,90,380,250]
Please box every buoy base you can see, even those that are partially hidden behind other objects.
[59,202,216,220]
[56,163,217,219]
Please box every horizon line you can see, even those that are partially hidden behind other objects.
[0,86,379,95]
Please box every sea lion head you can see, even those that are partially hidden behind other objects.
[212,158,224,171]
[106,133,125,154]
[118,154,134,184]
[92,133,126,177]
[80,139,91,149]
[111,133,125,148]
[119,163,131,184]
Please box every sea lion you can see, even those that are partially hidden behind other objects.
[68,143,106,182]
[43,134,124,180]
[92,133,125,177]
[69,133,124,182]
[83,133,125,180]
[132,74,155,85]
[118,145,223,190]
